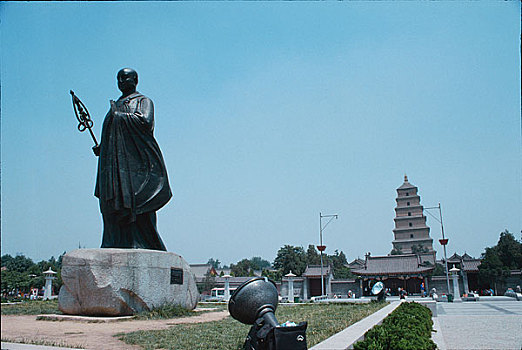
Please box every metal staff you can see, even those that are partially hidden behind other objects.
[70,90,98,147]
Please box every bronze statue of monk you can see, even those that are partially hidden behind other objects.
[93,68,171,251]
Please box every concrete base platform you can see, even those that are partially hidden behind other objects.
[36,314,135,323]
[1,342,83,350]
[314,298,371,304]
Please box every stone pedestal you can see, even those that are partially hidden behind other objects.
[58,248,199,316]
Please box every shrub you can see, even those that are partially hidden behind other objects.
[353,302,436,350]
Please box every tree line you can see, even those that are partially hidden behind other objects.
[1,253,65,299]
[3,229,520,298]
[206,230,521,290]
[207,244,354,282]
[478,230,522,290]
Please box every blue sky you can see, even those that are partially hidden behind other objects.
[1,2,520,266]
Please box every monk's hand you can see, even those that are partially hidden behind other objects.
[110,100,117,112]
[110,100,127,119]
[92,145,101,157]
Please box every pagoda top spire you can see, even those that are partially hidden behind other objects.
[398,174,416,190]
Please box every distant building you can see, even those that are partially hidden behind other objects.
[432,252,482,294]
[347,258,365,270]
[190,264,217,283]
[351,175,436,294]
[391,175,436,265]
[302,265,334,297]
[352,253,433,295]
[279,264,362,300]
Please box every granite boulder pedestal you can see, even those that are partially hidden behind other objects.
[58,248,199,316]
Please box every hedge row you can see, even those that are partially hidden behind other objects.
[353,302,437,350]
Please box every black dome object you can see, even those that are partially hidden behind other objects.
[228,277,279,325]
[371,281,384,295]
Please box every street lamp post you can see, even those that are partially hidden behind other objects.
[424,203,451,295]
[43,268,57,300]
[318,212,338,297]
[223,274,231,302]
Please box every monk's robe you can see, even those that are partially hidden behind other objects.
[95,91,171,251]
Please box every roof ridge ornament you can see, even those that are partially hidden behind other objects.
[404,174,408,182]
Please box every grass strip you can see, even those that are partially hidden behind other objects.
[118,301,387,350]
[1,300,61,315]
[1,300,224,319]
[134,304,197,320]
[1,337,84,349]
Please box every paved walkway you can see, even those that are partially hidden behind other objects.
[434,299,522,350]
[1,343,82,350]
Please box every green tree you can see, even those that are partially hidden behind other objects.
[1,254,37,294]
[198,270,216,293]
[412,244,429,254]
[273,245,307,276]
[1,253,64,295]
[329,250,353,279]
[329,250,348,266]
[390,248,403,255]
[2,254,35,273]
[230,259,254,277]
[249,256,271,270]
[496,230,522,269]
[478,230,521,290]
[430,263,445,276]
[306,245,321,265]
[262,268,282,282]
[207,258,221,269]
[478,246,509,290]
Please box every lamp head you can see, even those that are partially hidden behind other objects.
[228,277,279,325]
[371,281,384,295]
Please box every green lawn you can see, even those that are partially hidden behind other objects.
[118,302,387,350]
[1,300,61,315]
[0,300,227,318]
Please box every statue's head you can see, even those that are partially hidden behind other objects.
[117,68,138,94]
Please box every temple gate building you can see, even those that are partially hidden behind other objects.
[352,175,436,294]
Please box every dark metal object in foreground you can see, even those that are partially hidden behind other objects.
[70,90,98,147]
[229,277,279,326]
[229,277,308,350]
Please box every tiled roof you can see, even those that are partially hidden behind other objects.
[448,253,462,261]
[303,265,332,277]
[397,182,416,190]
[347,259,365,269]
[461,253,475,261]
[215,276,254,284]
[462,259,481,272]
[352,254,434,276]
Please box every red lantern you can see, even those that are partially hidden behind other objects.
[317,245,326,252]
[439,238,449,246]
